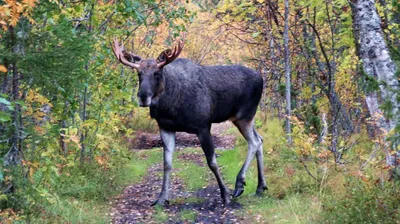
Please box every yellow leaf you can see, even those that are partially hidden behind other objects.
[70,135,82,149]
[95,156,105,165]
[22,0,36,7]
[0,65,7,72]
[29,167,34,177]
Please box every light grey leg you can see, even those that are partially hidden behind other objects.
[254,129,268,195]
[232,120,267,198]
[152,129,175,206]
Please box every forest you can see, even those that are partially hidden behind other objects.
[0,0,399,223]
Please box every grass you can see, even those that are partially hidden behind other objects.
[233,194,321,224]
[25,148,163,223]
[173,148,211,191]
[152,206,197,223]
[153,205,170,223]
[179,209,197,222]
[30,199,110,224]
[117,149,162,185]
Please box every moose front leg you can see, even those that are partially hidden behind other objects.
[152,129,176,206]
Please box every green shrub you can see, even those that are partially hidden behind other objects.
[321,177,400,223]
[125,107,158,133]
[0,146,161,223]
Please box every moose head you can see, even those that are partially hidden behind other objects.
[111,36,185,107]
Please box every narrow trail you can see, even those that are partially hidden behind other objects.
[111,122,243,223]
[128,122,236,150]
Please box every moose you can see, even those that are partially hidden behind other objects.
[111,36,267,206]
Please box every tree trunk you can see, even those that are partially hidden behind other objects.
[80,81,88,163]
[3,26,21,166]
[4,61,21,166]
[351,0,400,166]
[79,4,94,163]
[1,64,9,95]
[284,0,292,145]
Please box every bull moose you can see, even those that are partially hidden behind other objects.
[111,36,267,206]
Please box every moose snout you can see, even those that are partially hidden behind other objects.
[138,91,152,107]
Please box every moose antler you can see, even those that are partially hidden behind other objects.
[111,37,142,69]
[157,34,186,68]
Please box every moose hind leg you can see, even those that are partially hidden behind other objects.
[197,130,230,205]
[254,128,268,195]
[152,129,176,206]
[232,119,265,198]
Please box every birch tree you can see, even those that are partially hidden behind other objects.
[351,0,400,165]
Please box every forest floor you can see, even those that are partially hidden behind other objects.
[111,122,245,223]
[127,122,236,150]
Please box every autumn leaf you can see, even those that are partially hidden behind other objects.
[95,156,105,165]
[22,0,36,8]
[70,135,82,149]
[0,65,7,73]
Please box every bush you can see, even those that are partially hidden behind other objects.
[124,107,158,133]
[321,177,400,223]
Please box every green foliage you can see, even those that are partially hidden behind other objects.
[0,145,161,223]
[0,95,12,123]
[297,103,322,137]
[126,107,158,133]
[321,178,400,224]
[359,67,380,93]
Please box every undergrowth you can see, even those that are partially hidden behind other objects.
[321,177,400,223]
[215,116,400,223]
[1,144,161,223]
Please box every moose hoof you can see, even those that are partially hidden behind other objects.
[151,199,169,207]
[232,188,244,198]
[222,196,231,205]
[255,185,268,197]
[232,180,246,198]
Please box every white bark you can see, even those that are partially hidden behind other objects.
[365,92,389,131]
[352,0,399,131]
[352,0,399,166]
[320,113,328,144]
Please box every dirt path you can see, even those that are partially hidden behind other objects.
[127,122,236,150]
[111,122,243,223]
